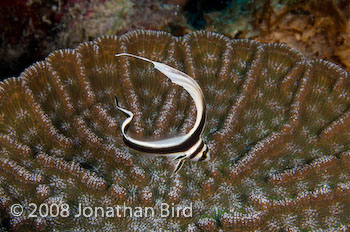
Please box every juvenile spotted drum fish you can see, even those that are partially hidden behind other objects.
[114,53,210,174]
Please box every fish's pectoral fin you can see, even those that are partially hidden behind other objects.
[174,154,186,161]
[173,159,185,175]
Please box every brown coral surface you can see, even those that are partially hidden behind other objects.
[0,30,350,231]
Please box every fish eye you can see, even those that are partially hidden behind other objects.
[204,145,211,160]
[203,147,208,154]
[204,149,210,161]
[199,146,210,161]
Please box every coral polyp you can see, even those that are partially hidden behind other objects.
[0,30,350,231]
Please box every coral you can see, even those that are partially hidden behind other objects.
[1,30,350,231]
[205,0,350,71]
[125,0,188,35]
[57,0,134,48]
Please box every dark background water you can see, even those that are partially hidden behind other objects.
[0,0,233,80]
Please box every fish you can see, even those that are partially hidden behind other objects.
[114,53,210,174]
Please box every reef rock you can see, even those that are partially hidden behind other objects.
[0,30,350,231]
